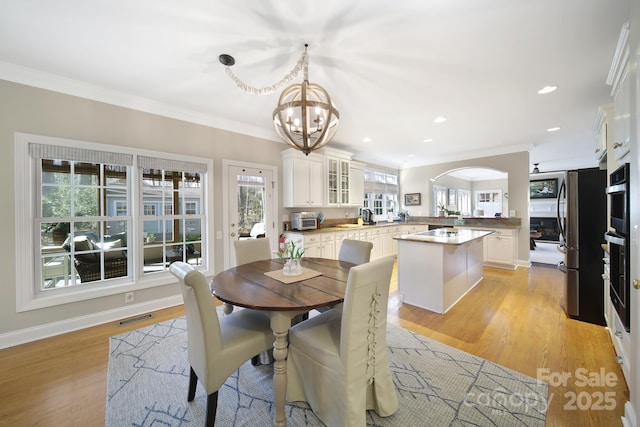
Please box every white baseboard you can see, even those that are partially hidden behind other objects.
[0,295,183,350]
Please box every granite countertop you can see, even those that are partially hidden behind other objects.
[393,228,494,245]
[286,216,521,234]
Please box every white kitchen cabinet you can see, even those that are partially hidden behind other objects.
[349,161,365,207]
[484,230,515,267]
[326,156,350,206]
[613,63,631,162]
[603,250,630,384]
[458,226,518,270]
[593,105,610,163]
[320,232,335,259]
[282,149,324,207]
[334,231,347,258]
[302,233,322,258]
[608,22,631,164]
[369,227,383,259]
[381,226,398,257]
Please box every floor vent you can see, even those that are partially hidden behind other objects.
[118,313,153,326]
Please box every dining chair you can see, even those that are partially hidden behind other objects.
[285,255,398,426]
[233,238,276,365]
[233,237,272,265]
[316,238,374,313]
[169,262,274,426]
[338,238,373,265]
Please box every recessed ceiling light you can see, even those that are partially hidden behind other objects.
[433,116,447,124]
[362,137,372,142]
[547,127,560,132]
[538,85,558,95]
[423,138,433,143]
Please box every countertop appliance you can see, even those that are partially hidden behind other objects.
[605,163,630,331]
[291,212,318,231]
[360,208,375,225]
[557,167,607,326]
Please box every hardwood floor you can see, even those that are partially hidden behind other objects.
[0,264,627,426]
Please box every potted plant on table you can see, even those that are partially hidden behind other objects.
[437,204,446,217]
[277,238,305,276]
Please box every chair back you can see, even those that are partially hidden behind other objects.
[339,256,394,375]
[233,237,272,266]
[338,239,373,265]
[169,262,222,380]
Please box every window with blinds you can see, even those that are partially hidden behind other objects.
[15,133,211,311]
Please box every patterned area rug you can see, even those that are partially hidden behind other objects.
[106,316,548,426]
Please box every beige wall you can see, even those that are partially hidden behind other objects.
[399,151,530,262]
[0,80,532,343]
[0,80,289,336]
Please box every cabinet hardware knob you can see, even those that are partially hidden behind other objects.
[633,279,640,290]
[616,356,624,365]
[615,330,623,338]
[230,232,236,237]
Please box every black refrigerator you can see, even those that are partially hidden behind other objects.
[557,167,607,325]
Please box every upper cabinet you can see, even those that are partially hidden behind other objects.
[607,22,631,164]
[593,105,611,164]
[282,148,365,208]
[282,150,324,207]
[326,154,350,206]
[349,161,366,207]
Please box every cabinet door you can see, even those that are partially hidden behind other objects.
[308,159,324,206]
[350,166,365,207]
[283,153,324,207]
[370,234,382,259]
[291,160,311,206]
[326,157,350,206]
[613,64,631,162]
[485,234,513,264]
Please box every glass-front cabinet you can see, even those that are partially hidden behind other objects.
[326,156,350,206]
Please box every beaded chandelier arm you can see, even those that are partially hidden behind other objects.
[220,48,308,96]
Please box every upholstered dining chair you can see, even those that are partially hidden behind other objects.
[233,238,276,365]
[233,237,272,265]
[338,238,373,265]
[169,262,274,426]
[286,255,398,426]
[316,238,374,314]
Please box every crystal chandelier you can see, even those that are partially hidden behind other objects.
[220,44,339,155]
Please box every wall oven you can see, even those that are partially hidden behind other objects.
[605,163,630,332]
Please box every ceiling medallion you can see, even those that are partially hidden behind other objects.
[220,44,339,155]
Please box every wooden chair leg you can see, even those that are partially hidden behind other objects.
[206,391,218,427]
[188,367,198,402]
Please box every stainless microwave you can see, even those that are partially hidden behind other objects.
[291,212,318,230]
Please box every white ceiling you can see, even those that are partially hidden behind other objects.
[0,0,628,173]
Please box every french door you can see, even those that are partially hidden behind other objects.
[223,161,277,269]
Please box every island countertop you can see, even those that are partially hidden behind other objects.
[394,228,494,245]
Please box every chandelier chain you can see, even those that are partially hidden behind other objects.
[224,50,309,95]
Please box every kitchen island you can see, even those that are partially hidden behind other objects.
[394,228,493,314]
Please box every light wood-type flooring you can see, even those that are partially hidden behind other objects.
[0,263,628,426]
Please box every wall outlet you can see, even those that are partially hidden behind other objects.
[124,292,134,304]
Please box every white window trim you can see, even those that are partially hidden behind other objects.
[14,133,214,312]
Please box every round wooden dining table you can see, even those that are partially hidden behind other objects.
[209,257,354,427]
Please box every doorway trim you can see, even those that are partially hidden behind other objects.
[222,159,279,270]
